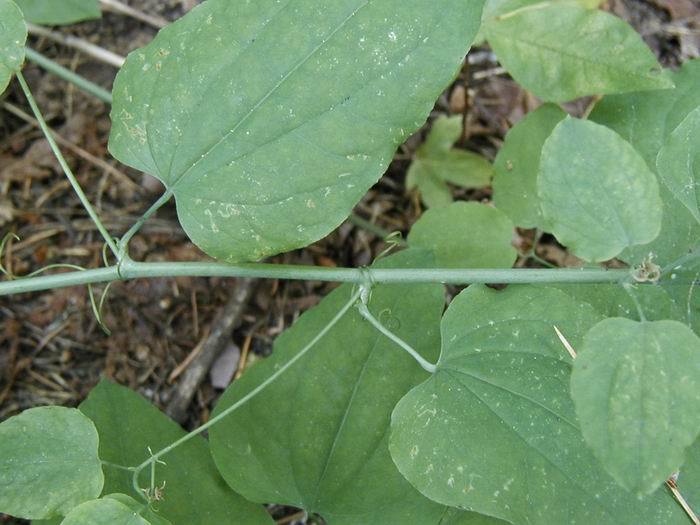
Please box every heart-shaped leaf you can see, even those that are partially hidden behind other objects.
[483,3,673,102]
[571,318,700,495]
[109,0,484,262]
[390,285,690,524]
[0,407,103,520]
[0,0,26,95]
[538,118,662,262]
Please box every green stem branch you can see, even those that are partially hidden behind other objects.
[0,261,639,297]
[16,71,120,258]
[357,301,436,373]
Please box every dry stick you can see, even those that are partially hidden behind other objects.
[2,102,140,193]
[99,0,169,29]
[28,23,125,68]
[165,278,258,424]
[553,327,699,524]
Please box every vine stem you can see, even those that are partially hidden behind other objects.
[118,190,173,255]
[15,72,120,258]
[24,48,113,104]
[0,263,637,296]
[131,288,363,500]
[357,301,436,373]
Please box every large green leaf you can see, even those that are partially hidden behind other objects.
[538,118,662,262]
[483,3,672,102]
[209,250,485,524]
[657,106,700,225]
[571,318,700,495]
[390,285,690,524]
[60,497,150,525]
[79,381,271,525]
[406,116,493,208]
[492,103,566,228]
[109,0,485,262]
[407,202,516,268]
[15,0,100,25]
[590,60,700,265]
[0,407,103,520]
[0,0,26,95]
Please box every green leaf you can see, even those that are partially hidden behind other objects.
[407,202,516,268]
[15,0,100,25]
[571,318,700,495]
[103,494,171,525]
[109,0,485,263]
[492,103,566,228]
[0,406,103,520]
[483,3,672,102]
[406,116,493,208]
[590,60,700,265]
[551,283,683,323]
[79,381,271,525]
[390,284,690,524]
[60,497,150,525]
[538,118,662,262]
[439,508,509,525]
[210,250,473,524]
[657,106,700,225]
[0,0,26,95]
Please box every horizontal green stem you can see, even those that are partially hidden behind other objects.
[24,48,113,104]
[0,260,637,296]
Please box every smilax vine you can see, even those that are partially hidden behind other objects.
[0,0,699,524]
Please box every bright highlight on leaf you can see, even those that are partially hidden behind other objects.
[406,116,493,208]
[483,2,673,102]
[492,103,566,228]
[60,497,151,525]
[538,118,663,262]
[0,0,27,95]
[109,0,485,263]
[0,406,103,520]
[14,0,101,25]
[79,381,271,525]
[407,202,516,268]
[657,106,700,225]
[571,318,700,496]
[389,285,690,524]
